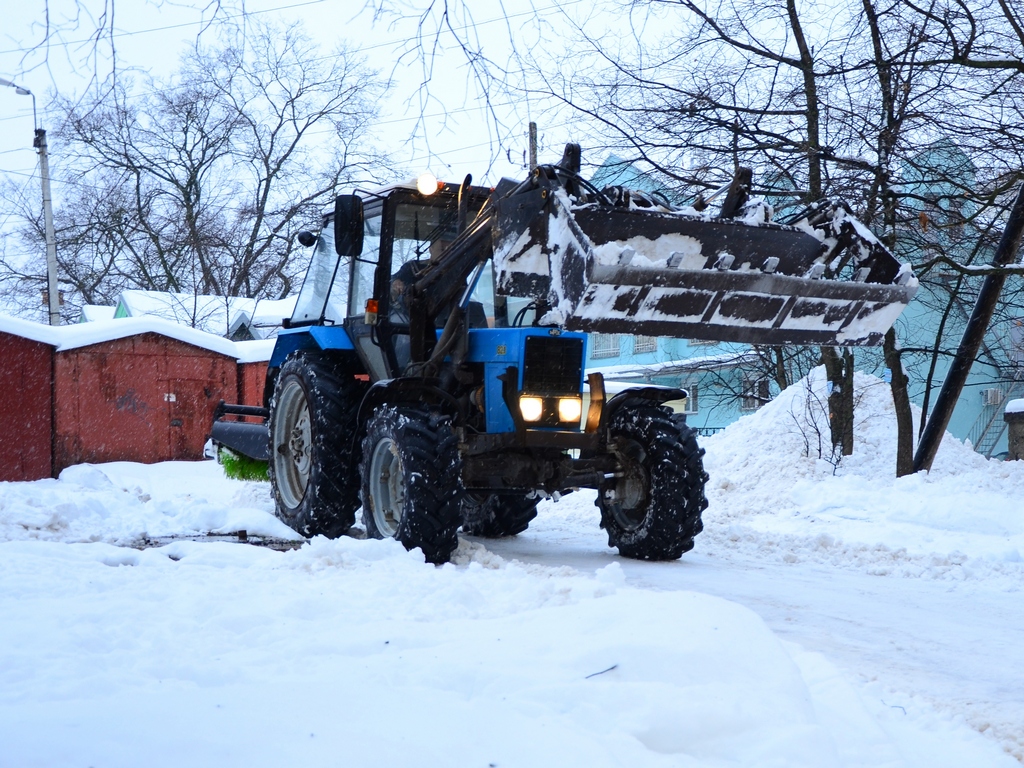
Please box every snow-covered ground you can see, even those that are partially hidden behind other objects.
[1,370,1022,766]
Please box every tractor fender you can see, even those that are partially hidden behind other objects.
[268,325,356,368]
[353,377,462,452]
[265,326,365,407]
[599,386,689,435]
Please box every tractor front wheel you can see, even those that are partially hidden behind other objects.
[598,403,708,560]
[360,406,462,564]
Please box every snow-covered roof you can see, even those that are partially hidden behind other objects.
[113,290,296,339]
[117,290,242,333]
[588,351,759,380]
[1,313,242,359]
[0,314,64,347]
[235,339,276,364]
[247,297,297,338]
[1006,398,1024,415]
[79,304,116,323]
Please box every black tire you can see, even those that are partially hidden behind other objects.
[597,403,708,560]
[461,493,539,538]
[360,405,462,564]
[268,353,365,538]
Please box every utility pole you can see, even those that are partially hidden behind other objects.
[35,127,60,325]
[0,77,60,325]
[528,122,538,172]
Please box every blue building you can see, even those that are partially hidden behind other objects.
[584,333,764,436]
[887,140,1024,456]
[584,149,1024,456]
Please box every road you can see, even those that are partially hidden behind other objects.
[477,498,1024,762]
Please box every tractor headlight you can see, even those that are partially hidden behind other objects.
[519,395,544,423]
[558,397,582,424]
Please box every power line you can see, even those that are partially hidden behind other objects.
[0,166,38,234]
[0,0,579,57]
[0,0,329,56]
[0,102,577,182]
[0,132,528,201]
[0,0,580,139]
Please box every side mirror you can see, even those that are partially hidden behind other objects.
[334,194,364,257]
[296,230,317,247]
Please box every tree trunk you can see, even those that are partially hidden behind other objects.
[883,327,915,476]
[821,346,855,455]
[773,347,789,391]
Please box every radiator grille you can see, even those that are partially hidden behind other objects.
[523,336,583,395]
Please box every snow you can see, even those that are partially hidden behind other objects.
[114,289,297,339]
[591,232,704,268]
[1006,398,1024,415]
[248,296,298,328]
[834,298,915,344]
[494,227,548,277]
[703,368,1024,576]
[78,303,117,322]
[55,316,241,356]
[0,311,64,346]
[0,461,296,545]
[1,312,267,362]
[589,350,758,379]
[234,338,277,363]
[1,367,1022,766]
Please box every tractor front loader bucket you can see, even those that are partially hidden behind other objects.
[493,176,917,347]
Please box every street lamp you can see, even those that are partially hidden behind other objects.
[0,77,60,325]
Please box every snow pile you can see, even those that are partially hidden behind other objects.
[702,367,1024,584]
[591,231,705,268]
[1,369,1023,764]
[0,533,1014,767]
[0,461,294,544]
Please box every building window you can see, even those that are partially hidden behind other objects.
[633,335,657,354]
[591,334,621,359]
[1011,317,1024,366]
[741,379,771,411]
[688,337,718,346]
[679,382,698,414]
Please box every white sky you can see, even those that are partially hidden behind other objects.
[0,0,603,207]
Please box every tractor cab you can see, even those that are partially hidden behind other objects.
[289,180,498,381]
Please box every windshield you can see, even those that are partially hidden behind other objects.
[290,224,341,324]
[386,203,462,322]
[349,213,383,319]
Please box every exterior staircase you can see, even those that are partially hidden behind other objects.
[969,375,1024,457]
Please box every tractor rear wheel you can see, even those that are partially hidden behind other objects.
[268,353,364,538]
[461,493,539,538]
[360,405,462,564]
[598,403,708,560]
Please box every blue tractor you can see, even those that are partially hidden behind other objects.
[213,145,916,564]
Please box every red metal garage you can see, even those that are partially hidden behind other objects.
[2,316,253,478]
[53,321,240,471]
[235,340,274,408]
[0,318,60,481]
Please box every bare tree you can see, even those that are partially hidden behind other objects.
[482,0,1024,471]
[13,1,236,89]
[1,20,387,321]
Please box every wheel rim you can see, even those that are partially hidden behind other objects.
[273,378,313,509]
[368,436,404,537]
[607,440,649,532]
